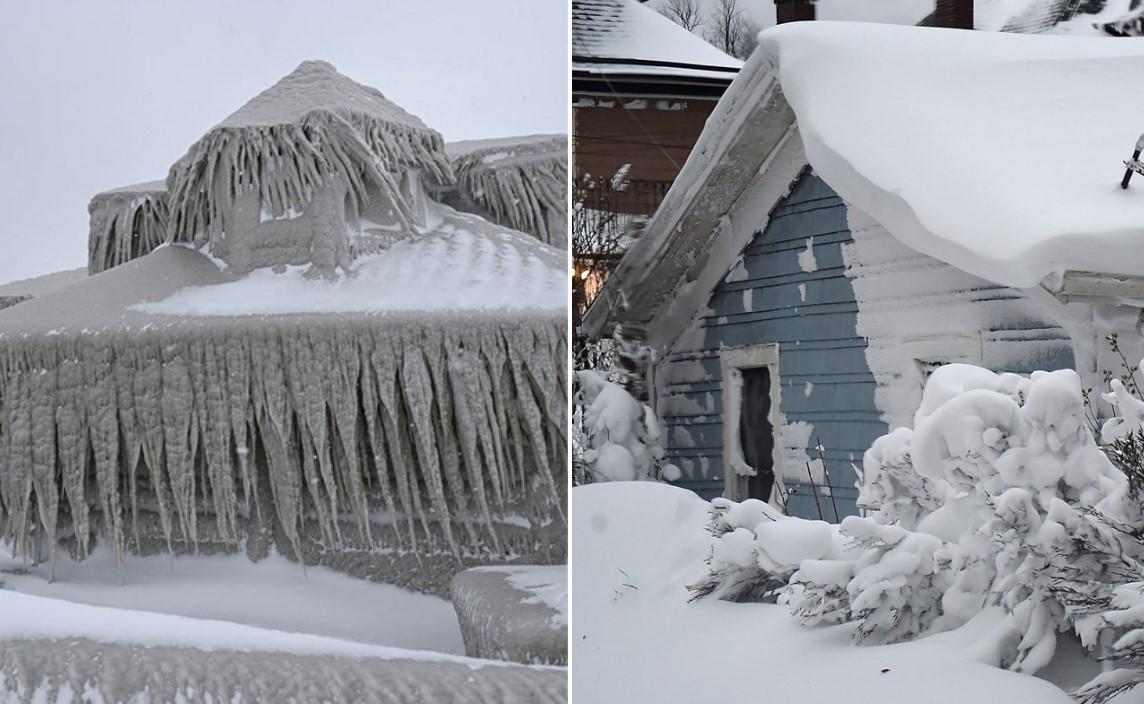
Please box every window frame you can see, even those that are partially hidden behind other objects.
[720,343,784,504]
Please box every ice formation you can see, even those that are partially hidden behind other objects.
[452,565,568,665]
[87,181,169,275]
[449,134,568,248]
[165,60,453,277]
[0,61,567,595]
[689,362,1144,693]
[0,637,565,703]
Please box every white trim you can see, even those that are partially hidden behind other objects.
[720,344,784,504]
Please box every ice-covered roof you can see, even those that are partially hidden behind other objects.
[166,60,453,248]
[0,204,564,337]
[759,22,1144,288]
[572,0,741,80]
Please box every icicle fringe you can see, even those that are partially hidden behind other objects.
[87,186,170,275]
[0,314,565,590]
[452,137,567,248]
[0,637,566,704]
[166,110,455,251]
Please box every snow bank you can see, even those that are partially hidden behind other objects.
[757,23,1144,287]
[0,545,463,654]
[571,481,1074,703]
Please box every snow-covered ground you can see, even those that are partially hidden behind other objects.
[0,547,466,657]
[571,481,1078,703]
[756,22,1144,288]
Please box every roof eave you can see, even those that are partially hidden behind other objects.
[582,55,794,341]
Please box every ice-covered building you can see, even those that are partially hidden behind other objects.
[0,60,568,595]
[583,22,1144,519]
[84,68,564,275]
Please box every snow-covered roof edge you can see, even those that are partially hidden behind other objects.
[582,45,793,343]
[572,0,742,76]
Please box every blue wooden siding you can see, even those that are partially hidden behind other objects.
[658,170,1075,521]
[660,172,883,519]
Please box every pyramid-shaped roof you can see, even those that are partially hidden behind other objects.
[215,60,433,132]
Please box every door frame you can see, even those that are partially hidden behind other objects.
[720,343,784,504]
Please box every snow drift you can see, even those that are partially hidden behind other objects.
[756,22,1144,288]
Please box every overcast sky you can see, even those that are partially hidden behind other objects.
[0,0,568,284]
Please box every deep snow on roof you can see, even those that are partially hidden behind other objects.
[758,22,1144,288]
[572,0,741,75]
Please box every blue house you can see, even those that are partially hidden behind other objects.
[582,22,1144,521]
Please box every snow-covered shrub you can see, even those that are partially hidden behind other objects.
[574,370,670,482]
[692,360,1144,693]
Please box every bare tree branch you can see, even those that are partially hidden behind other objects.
[657,0,703,31]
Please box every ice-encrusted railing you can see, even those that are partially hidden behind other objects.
[0,315,566,584]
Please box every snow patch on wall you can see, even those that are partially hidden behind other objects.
[781,419,825,483]
[842,203,1073,430]
[797,237,818,273]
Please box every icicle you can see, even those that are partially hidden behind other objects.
[0,313,565,583]
[400,341,460,558]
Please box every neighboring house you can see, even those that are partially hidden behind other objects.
[583,21,1144,520]
[572,0,740,216]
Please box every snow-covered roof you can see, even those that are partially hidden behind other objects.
[0,204,564,337]
[572,0,741,81]
[586,22,1144,340]
[760,22,1144,289]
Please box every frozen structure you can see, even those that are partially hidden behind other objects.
[87,181,169,274]
[85,66,565,275]
[583,21,1144,520]
[447,134,568,249]
[451,565,568,665]
[0,60,567,599]
[0,637,566,703]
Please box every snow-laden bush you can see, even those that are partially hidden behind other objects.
[691,362,1144,699]
[574,370,676,482]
